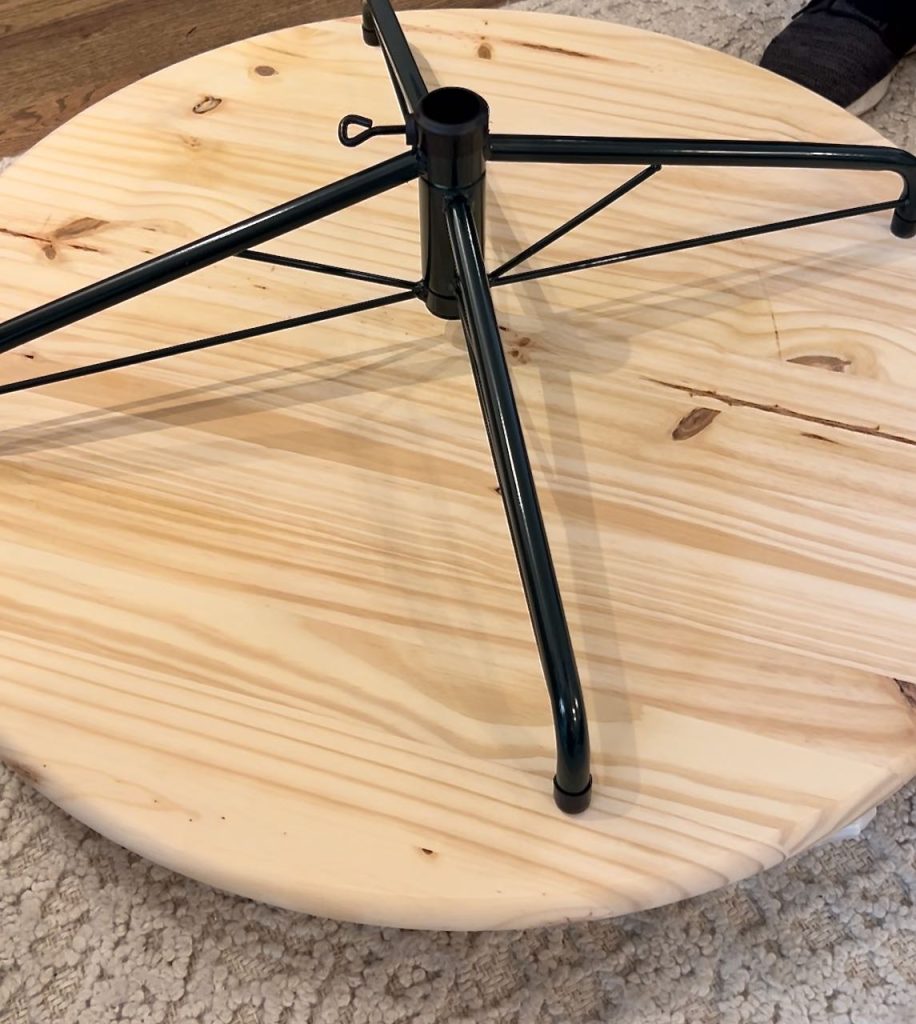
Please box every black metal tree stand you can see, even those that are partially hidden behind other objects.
[1,0,915,813]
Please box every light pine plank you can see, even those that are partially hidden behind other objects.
[0,10,914,930]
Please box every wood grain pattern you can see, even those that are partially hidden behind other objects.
[0,10,915,930]
[0,0,500,158]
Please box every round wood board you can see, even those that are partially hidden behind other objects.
[1,9,915,931]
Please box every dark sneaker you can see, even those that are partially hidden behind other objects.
[761,0,916,115]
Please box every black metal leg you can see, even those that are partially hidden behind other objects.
[445,196,592,814]
[487,135,916,238]
[0,152,419,355]
[361,0,429,117]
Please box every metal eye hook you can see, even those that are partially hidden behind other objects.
[338,113,407,148]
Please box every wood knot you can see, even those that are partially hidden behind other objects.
[672,407,720,441]
[894,678,916,711]
[504,332,533,364]
[54,217,107,240]
[477,41,493,59]
[788,354,851,373]
[254,65,277,76]
[192,96,222,114]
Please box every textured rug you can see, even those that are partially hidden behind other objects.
[2,3,916,1023]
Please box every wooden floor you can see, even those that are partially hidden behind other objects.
[0,0,498,157]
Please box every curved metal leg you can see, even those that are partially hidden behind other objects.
[445,196,592,813]
[487,134,916,238]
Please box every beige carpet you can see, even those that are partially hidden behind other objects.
[2,3,916,1022]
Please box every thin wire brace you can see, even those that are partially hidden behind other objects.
[236,249,417,290]
[0,289,419,398]
[489,164,661,280]
[492,198,900,287]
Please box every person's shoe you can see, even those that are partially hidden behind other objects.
[760,0,916,116]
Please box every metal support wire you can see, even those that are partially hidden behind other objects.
[0,290,418,398]
[492,199,899,287]
[2,0,915,814]
[490,164,661,279]
[236,249,416,290]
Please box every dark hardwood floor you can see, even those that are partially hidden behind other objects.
[0,0,498,157]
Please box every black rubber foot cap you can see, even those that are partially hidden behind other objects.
[553,776,592,814]
[892,211,916,239]
[362,26,380,46]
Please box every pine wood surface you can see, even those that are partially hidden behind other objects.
[0,10,914,930]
